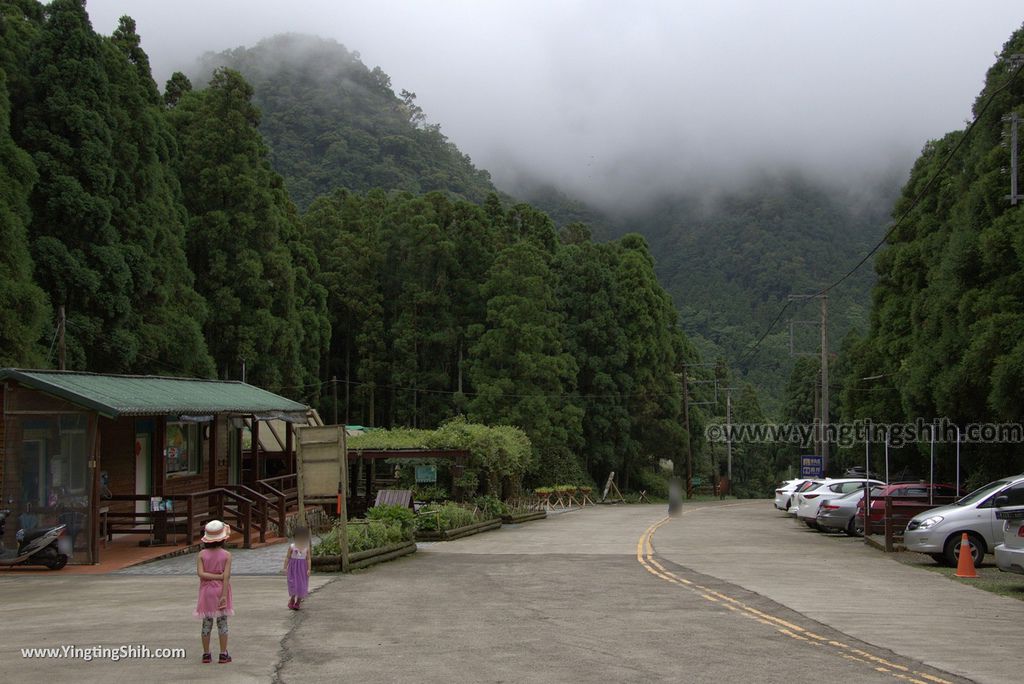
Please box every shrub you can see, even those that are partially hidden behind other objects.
[416,502,479,532]
[633,469,670,500]
[313,516,413,556]
[473,495,508,520]
[366,504,416,536]
[413,484,449,502]
[454,468,480,493]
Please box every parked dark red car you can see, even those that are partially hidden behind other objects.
[855,482,959,533]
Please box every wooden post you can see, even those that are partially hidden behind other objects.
[89,414,100,564]
[250,416,260,484]
[153,417,167,544]
[339,428,349,573]
[208,419,218,490]
[365,456,372,508]
[285,421,294,475]
[296,435,306,525]
[884,496,894,553]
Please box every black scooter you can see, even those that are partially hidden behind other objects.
[0,509,69,570]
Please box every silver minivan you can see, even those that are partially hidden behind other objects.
[904,474,1024,566]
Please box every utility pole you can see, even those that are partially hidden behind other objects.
[1009,113,1021,205]
[725,388,733,480]
[681,369,692,499]
[789,293,830,475]
[813,377,820,459]
[820,295,830,475]
[332,375,339,426]
[1004,55,1024,205]
[57,305,66,371]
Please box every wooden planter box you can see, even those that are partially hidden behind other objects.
[501,510,547,524]
[311,539,417,572]
[415,518,502,542]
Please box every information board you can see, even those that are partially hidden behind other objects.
[800,455,824,478]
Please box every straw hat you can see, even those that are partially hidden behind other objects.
[201,519,230,543]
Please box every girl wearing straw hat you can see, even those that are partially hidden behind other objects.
[195,519,234,664]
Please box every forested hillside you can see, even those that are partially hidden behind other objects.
[840,30,1024,484]
[194,35,498,210]
[604,175,897,412]
[0,1,706,490]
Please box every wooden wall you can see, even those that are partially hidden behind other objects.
[99,416,135,514]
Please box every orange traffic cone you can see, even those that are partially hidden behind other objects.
[955,532,979,579]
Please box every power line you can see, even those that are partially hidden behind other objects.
[736,57,1024,371]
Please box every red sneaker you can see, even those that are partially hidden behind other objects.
[218,652,232,664]
[288,597,295,610]
[202,653,212,664]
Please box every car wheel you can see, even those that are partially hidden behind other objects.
[844,518,860,537]
[804,520,819,530]
[943,532,984,568]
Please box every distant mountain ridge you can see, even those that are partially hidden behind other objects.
[191,35,895,412]
[195,34,498,210]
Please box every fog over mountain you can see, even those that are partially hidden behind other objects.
[84,1,1024,210]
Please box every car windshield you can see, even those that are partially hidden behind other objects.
[868,486,885,497]
[954,479,1014,506]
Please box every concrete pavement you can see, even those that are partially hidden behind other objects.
[654,500,1024,684]
[280,505,964,683]
[0,502,1010,682]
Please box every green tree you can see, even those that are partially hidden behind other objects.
[611,234,686,489]
[554,240,630,483]
[468,240,583,483]
[15,1,210,374]
[844,28,1024,481]
[168,67,324,391]
[0,64,49,366]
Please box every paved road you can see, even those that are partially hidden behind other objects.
[655,501,1024,684]
[0,502,1015,682]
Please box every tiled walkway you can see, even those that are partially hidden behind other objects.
[118,539,292,575]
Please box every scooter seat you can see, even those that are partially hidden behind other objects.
[20,527,57,544]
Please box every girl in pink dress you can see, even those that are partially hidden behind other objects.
[282,525,312,610]
[195,520,233,664]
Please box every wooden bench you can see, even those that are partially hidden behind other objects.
[373,489,413,509]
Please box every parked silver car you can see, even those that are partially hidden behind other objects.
[993,482,1024,575]
[815,488,866,536]
[904,475,1024,566]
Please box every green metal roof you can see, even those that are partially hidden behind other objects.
[0,369,309,419]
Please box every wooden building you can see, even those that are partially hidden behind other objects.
[0,369,311,564]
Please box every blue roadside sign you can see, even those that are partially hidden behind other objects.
[799,455,824,478]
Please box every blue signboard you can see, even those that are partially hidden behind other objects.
[799,455,824,478]
[415,465,437,483]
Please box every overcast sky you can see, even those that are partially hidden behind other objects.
[86,1,1024,207]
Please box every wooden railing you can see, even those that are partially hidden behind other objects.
[221,484,276,543]
[186,488,254,548]
[106,490,253,548]
[256,473,298,535]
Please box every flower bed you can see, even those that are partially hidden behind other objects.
[312,505,417,572]
[415,501,501,541]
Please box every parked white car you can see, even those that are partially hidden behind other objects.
[790,479,829,518]
[774,479,809,510]
[993,483,1024,575]
[795,478,883,529]
[905,474,1024,566]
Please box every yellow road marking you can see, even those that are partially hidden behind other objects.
[636,509,954,684]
